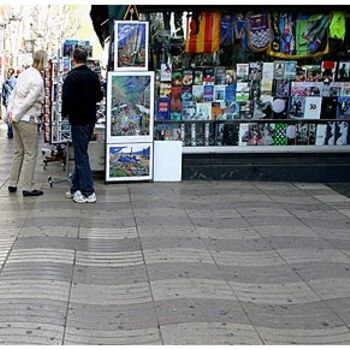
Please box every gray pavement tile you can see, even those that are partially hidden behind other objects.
[308,278,350,300]
[132,200,184,210]
[221,264,301,284]
[73,265,148,285]
[80,201,133,211]
[150,278,236,301]
[133,207,188,218]
[269,195,320,204]
[212,249,286,267]
[314,194,350,203]
[79,226,138,239]
[289,209,349,220]
[80,217,135,229]
[66,302,158,330]
[196,227,261,240]
[19,226,78,238]
[228,280,321,304]
[70,281,152,305]
[76,237,140,252]
[185,208,242,219]
[75,250,144,268]
[29,208,81,218]
[161,322,263,345]
[64,327,161,345]
[137,225,198,237]
[266,236,334,250]
[237,207,293,218]
[0,322,64,345]
[80,209,134,220]
[205,237,272,252]
[191,217,250,229]
[24,217,80,228]
[0,262,73,282]
[257,325,350,344]
[13,237,77,250]
[143,248,214,265]
[313,227,350,240]
[147,262,222,281]
[135,216,193,227]
[140,236,207,250]
[0,279,70,302]
[255,225,319,238]
[155,298,251,325]
[276,248,350,264]
[300,218,350,230]
[241,300,344,330]
[326,297,350,324]
[245,216,303,227]
[292,262,350,281]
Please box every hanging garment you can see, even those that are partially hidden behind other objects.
[329,11,346,41]
[245,13,272,52]
[295,13,331,57]
[185,12,221,53]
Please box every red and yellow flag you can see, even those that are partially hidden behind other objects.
[185,12,221,54]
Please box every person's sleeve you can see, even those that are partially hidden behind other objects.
[12,79,43,122]
[7,84,17,113]
[62,75,76,118]
[95,77,103,102]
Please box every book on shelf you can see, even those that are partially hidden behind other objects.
[304,96,322,119]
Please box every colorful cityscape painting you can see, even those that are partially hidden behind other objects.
[114,21,149,71]
[106,143,153,182]
[107,72,154,143]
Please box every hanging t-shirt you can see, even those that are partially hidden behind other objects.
[329,11,346,41]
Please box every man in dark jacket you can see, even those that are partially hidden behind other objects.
[62,46,103,203]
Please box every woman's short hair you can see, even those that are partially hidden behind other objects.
[32,50,48,72]
[73,46,88,64]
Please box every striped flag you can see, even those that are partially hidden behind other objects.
[185,12,221,53]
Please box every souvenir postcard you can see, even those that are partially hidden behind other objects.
[286,124,297,145]
[337,96,350,119]
[262,62,274,80]
[225,83,236,103]
[193,85,204,102]
[261,79,273,95]
[302,82,322,96]
[273,79,290,97]
[170,86,182,112]
[253,95,273,119]
[203,85,214,102]
[304,96,322,119]
[203,68,215,84]
[249,62,263,81]
[236,63,249,82]
[160,63,172,81]
[321,61,337,83]
[212,101,226,120]
[316,122,335,145]
[296,123,309,145]
[181,86,193,101]
[289,96,305,119]
[214,85,226,102]
[236,82,250,101]
[171,69,183,86]
[329,82,342,97]
[106,143,153,182]
[156,97,171,120]
[335,121,350,145]
[340,83,350,96]
[273,61,285,80]
[160,82,171,97]
[225,68,237,84]
[308,123,317,145]
[194,69,203,85]
[247,123,259,146]
[107,71,154,143]
[215,66,226,84]
[336,61,350,82]
[114,21,149,71]
[182,101,197,120]
[196,102,212,120]
[272,97,289,119]
[258,123,275,146]
[182,70,194,86]
[295,65,307,82]
[284,61,297,80]
[239,123,249,146]
[304,65,322,82]
[321,96,338,119]
[239,100,254,120]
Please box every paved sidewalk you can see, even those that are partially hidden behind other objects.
[1,122,350,344]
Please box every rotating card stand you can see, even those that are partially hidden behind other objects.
[47,141,72,187]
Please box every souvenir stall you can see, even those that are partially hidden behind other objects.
[91,5,350,181]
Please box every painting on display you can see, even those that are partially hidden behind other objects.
[106,143,153,182]
[107,71,154,143]
[114,21,149,71]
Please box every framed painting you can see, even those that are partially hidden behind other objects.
[106,143,153,182]
[106,71,154,143]
[114,20,149,71]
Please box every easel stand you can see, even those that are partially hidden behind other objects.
[47,141,72,187]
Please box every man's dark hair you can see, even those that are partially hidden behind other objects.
[73,46,88,64]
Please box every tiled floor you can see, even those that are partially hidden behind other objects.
[1,121,350,344]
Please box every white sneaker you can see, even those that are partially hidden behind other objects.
[66,190,81,199]
[73,192,96,203]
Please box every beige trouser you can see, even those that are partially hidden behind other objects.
[9,120,38,191]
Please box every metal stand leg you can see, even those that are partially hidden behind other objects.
[48,142,72,187]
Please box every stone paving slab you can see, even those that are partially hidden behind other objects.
[2,123,350,344]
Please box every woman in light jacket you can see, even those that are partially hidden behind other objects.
[7,50,48,197]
